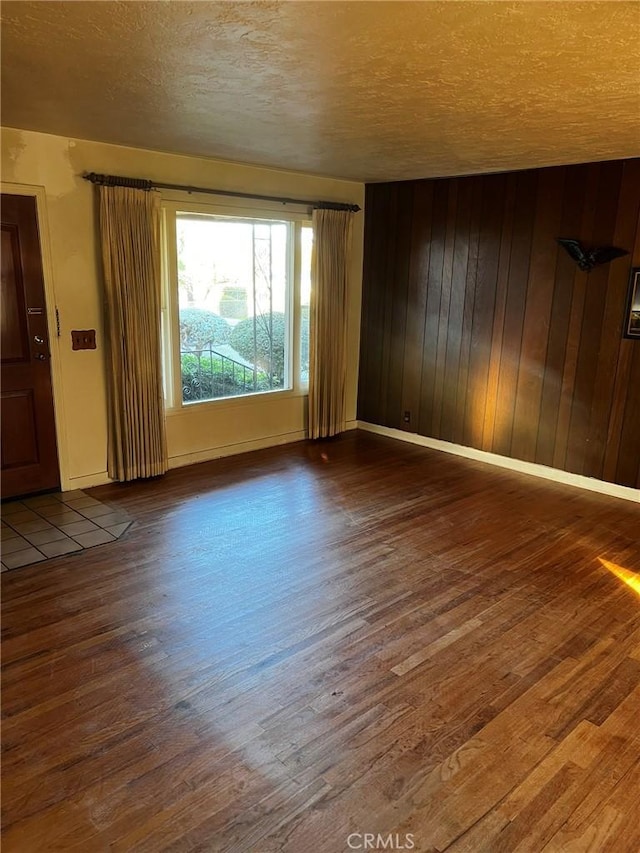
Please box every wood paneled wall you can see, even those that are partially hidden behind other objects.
[358,159,640,488]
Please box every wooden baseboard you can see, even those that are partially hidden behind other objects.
[63,471,112,491]
[357,421,639,504]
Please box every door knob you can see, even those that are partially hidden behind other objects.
[34,335,45,344]
[35,353,47,361]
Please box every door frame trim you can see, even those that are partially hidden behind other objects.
[1,182,69,491]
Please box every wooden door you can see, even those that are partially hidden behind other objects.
[1,194,60,498]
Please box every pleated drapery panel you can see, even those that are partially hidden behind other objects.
[308,208,354,439]
[98,186,168,481]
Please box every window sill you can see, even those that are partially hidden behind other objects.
[165,387,308,417]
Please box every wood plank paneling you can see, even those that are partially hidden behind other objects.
[462,173,505,449]
[535,165,588,468]
[441,178,473,443]
[510,167,566,464]
[431,179,460,438]
[492,169,538,459]
[565,162,623,475]
[399,182,433,432]
[451,176,483,446]
[385,182,414,431]
[357,184,387,424]
[552,164,602,472]
[481,172,517,452]
[378,184,399,427]
[603,197,640,486]
[586,161,640,479]
[358,158,640,488]
[616,342,640,487]
[417,180,449,437]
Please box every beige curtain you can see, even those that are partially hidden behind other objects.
[308,208,354,439]
[98,186,168,481]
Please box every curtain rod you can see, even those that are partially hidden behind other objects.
[82,172,361,213]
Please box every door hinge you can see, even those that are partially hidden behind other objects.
[55,307,61,337]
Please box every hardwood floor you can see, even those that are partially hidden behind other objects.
[2,431,639,852]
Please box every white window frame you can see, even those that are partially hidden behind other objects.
[160,194,311,413]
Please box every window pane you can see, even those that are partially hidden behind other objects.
[300,225,312,384]
[176,215,289,403]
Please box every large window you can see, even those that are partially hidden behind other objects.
[162,202,312,408]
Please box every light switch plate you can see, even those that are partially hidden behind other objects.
[71,330,96,350]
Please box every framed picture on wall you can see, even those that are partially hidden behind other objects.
[624,268,640,339]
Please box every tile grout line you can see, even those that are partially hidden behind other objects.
[1,490,134,571]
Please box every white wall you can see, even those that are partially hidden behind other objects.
[1,128,365,489]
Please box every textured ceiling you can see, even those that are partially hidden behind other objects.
[2,1,639,182]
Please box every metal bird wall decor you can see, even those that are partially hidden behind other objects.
[557,238,629,273]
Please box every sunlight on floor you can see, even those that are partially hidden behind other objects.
[599,557,640,596]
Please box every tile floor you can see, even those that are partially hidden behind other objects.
[1,490,133,571]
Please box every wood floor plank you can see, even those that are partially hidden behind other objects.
[2,431,639,851]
